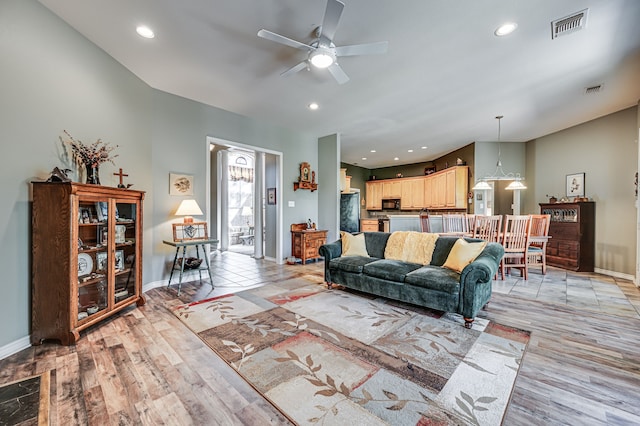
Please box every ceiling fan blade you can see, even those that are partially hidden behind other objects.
[320,0,345,41]
[257,29,312,51]
[327,62,349,84]
[335,41,388,57]
[281,61,308,77]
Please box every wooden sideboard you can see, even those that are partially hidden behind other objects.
[291,224,328,264]
[540,202,595,272]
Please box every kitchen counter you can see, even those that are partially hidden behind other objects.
[387,215,420,232]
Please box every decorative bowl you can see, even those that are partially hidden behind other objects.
[177,257,203,269]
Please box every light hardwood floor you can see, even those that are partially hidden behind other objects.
[2,251,639,425]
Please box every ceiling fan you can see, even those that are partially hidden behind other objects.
[257,0,388,84]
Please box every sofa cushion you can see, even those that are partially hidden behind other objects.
[330,256,378,274]
[402,232,438,265]
[363,232,392,259]
[442,239,487,273]
[363,259,423,282]
[430,236,460,266]
[340,232,369,257]
[405,266,461,293]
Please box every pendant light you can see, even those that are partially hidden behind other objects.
[472,115,526,190]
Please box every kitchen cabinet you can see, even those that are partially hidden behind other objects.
[360,219,379,232]
[366,166,468,211]
[382,180,402,198]
[365,181,383,210]
[401,178,425,209]
[425,166,468,209]
[31,182,145,345]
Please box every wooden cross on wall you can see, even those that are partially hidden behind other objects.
[113,168,129,188]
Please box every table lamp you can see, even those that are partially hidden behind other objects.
[175,199,203,223]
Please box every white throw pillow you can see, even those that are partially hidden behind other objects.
[340,232,369,257]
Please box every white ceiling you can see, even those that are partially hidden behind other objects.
[39,0,640,168]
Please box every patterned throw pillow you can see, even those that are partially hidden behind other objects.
[340,232,369,257]
[442,239,487,273]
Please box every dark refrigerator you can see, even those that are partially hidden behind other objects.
[340,192,360,233]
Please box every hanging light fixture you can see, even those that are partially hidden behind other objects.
[472,115,526,190]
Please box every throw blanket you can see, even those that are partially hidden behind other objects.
[384,231,439,265]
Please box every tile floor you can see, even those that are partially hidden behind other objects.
[183,251,640,321]
[493,266,640,319]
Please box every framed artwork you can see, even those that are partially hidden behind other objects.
[169,173,194,196]
[299,162,311,183]
[79,207,92,224]
[172,222,208,241]
[115,250,124,271]
[267,187,276,205]
[566,172,585,197]
[96,251,108,271]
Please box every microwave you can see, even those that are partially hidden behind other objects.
[382,199,401,210]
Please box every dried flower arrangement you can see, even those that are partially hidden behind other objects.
[62,130,118,168]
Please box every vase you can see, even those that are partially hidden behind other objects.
[85,164,100,185]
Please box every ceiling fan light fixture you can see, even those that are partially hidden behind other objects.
[309,50,335,68]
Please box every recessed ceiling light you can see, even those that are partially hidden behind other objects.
[421,146,427,149]
[394,157,399,161]
[308,102,319,110]
[408,149,413,153]
[136,25,155,39]
[370,150,376,153]
[495,22,517,36]
[361,157,367,161]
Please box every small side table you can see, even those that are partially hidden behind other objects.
[290,224,327,264]
[163,239,218,295]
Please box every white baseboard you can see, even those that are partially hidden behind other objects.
[142,280,168,293]
[594,268,635,283]
[0,335,31,361]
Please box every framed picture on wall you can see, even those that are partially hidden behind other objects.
[566,172,585,197]
[169,173,194,196]
[267,188,276,205]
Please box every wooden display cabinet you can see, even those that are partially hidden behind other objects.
[31,182,145,345]
[540,202,595,272]
[290,223,328,264]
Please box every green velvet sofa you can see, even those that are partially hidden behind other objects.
[318,232,504,328]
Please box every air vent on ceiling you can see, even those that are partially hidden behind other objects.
[585,84,603,95]
[551,8,589,39]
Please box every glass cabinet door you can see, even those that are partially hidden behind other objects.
[76,199,110,322]
[114,201,138,304]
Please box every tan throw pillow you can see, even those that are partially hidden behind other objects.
[403,232,439,265]
[384,231,409,260]
[340,232,369,257]
[442,239,487,273]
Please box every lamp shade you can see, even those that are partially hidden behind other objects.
[472,180,492,190]
[505,179,527,190]
[175,199,203,223]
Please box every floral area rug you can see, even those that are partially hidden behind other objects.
[172,275,529,425]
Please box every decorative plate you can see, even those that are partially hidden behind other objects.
[78,253,93,277]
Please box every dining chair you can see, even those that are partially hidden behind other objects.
[419,210,431,232]
[442,214,468,234]
[475,215,503,243]
[465,214,477,236]
[528,214,551,274]
[500,215,532,280]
